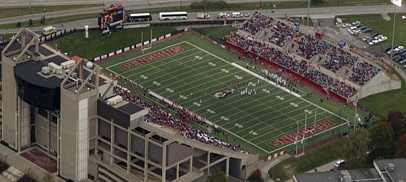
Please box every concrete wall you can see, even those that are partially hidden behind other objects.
[60,88,79,180]
[357,72,401,99]
[1,56,18,150]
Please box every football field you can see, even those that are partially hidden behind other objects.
[99,33,352,157]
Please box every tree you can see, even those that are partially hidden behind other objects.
[16,22,21,28]
[368,122,395,162]
[207,168,227,182]
[28,19,33,26]
[395,133,406,158]
[40,16,45,25]
[342,129,370,169]
[386,111,406,141]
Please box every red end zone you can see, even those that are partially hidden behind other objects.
[120,46,184,70]
[269,120,335,147]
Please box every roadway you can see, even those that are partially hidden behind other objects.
[0,0,306,8]
[1,4,406,34]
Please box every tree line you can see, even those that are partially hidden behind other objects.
[342,111,406,169]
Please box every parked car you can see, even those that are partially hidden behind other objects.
[393,49,406,57]
[383,44,398,53]
[395,46,404,52]
[369,39,379,45]
[377,36,387,42]
[334,159,345,168]
[392,55,403,62]
[341,23,351,28]
[382,45,392,52]
[361,27,372,33]
[371,33,379,38]
[360,26,370,30]
[352,21,361,25]
[362,36,370,42]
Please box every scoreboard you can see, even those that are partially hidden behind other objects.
[98,4,126,32]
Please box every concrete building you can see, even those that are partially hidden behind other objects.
[0,28,261,182]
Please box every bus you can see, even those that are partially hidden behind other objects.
[127,13,152,22]
[231,12,242,18]
[159,11,187,20]
[42,26,56,36]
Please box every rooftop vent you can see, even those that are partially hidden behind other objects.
[41,66,50,75]
[388,163,395,171]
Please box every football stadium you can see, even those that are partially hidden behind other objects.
[0,7,402,182]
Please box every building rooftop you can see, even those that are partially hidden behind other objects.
[374,158,406,182]
[294,171,342,182]
[14,56,66,89]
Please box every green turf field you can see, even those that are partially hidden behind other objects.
[99,33,364,157]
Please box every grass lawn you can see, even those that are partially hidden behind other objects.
[193,26,237,44]
[49,27,175,59]
[269,139,346,181]
[0,4,101,19]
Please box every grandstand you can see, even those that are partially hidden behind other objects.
[227,12,401,103]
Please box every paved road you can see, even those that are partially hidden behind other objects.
[1,4,406,34]
[1,0,406,27]
[0,0,306,8]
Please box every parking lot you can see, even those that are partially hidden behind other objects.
[312,17,406,81]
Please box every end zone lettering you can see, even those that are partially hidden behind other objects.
[121,46,184,70]
[269,120,335,147]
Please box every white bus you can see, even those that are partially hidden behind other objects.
[127,13,152,22]
[231,12,242,18]
[43,26,56,36]
[159,11,188,20]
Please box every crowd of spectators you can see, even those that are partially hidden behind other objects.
[113,85,248,154]
[328,80,357,98]
[303,69,333,88]
[239,12,271,36]
[349,61,381,85]
[295,33,332,60]
[323,47,357,73]
[268,20,300,47]
[228,12,384,99]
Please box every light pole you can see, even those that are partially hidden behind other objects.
[273,5,276,12]
[43,8,46,19]
[307,0,311,26]
[390,5,398,62]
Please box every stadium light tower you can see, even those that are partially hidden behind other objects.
[390,0,402,61]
